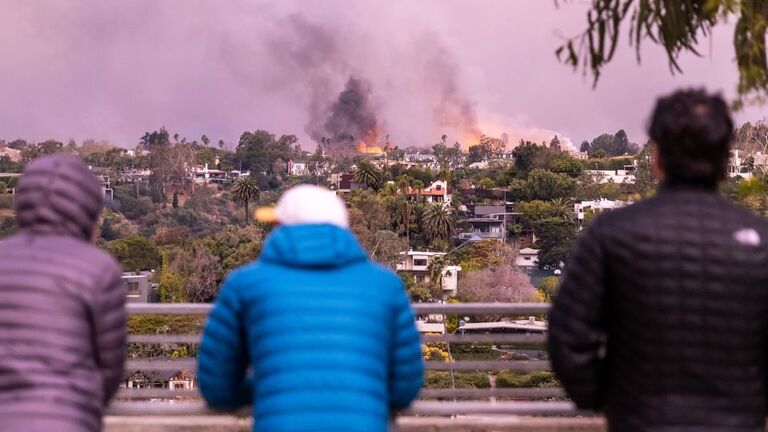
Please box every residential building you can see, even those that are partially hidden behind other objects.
[457,217,504,242]
[402,180,452,204]
[119,168,151,183]
[228,170,251,179]
[287,160,309,176]
[328,173,366,193]
[515,248,539,269]
[574,198,629,221]
[584,162,637,184]
[0,147,21,162]
[125,370,195,392]
[190,164,227,184]
[728,150,754,179]
[460,317,547,335]
[99,176,114,201]
[404,153,437,164]
[569,150,589,160]
[168,370,196,391]
[396,251,461,296]
[122,271,155,303]
[416,320,445,334]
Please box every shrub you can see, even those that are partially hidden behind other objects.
[424,371,491,389]
[495,370,558,388]
[0,195,13,209]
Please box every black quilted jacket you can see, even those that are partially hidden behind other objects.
[549,186,768,432]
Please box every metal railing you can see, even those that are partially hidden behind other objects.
[114,302,579,417]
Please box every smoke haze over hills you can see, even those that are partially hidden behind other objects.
[0,0,763,150]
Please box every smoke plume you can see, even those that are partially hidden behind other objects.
[417,33,482,145]
[323,77,379,151]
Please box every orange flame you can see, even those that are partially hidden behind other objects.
[355,127,385,155]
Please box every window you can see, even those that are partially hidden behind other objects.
[126,281,141,295]
[435,184,442,190]
[413,259,428,267]
[524,256,532,261]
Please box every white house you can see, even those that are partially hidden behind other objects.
[397,250,461,296]
[728,150,755,179]
[98,176,113,201]
[402,180,452,205]
[574,198,629,221]
[416,320,445,334]
[287,160,309,176]
[0,147,21,162]
[584,169,636,184]
[168,370,195,391]
[460,317,547,334]
[190,164,227,184]
[569,150,589,160]
[122,271,154,303]
[515,248,539,269]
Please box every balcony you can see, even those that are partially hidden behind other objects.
[110,303,602,431]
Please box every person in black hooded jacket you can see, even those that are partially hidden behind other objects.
[548,89,768,432]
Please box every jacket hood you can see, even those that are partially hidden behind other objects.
[260,224,368,268]
[15,155,104,241]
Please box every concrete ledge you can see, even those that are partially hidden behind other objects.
[104,416,606,432]
[105,416,250,432]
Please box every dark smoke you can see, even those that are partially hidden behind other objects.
[322,76,379,151]
[264,14,355,150]
[261,14,478,150]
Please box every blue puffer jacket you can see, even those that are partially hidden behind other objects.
[198,224,424,431]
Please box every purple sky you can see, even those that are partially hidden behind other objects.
[0,0,763,150]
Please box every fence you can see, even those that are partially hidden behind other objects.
[112,302,579,417]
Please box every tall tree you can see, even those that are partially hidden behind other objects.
[354,160,382,189]
[533,217,579,269]
[231,176,260,225]
[580,140,591,153]
[549,197,574,220]
[549,135,562,151]
[421,203,455,242]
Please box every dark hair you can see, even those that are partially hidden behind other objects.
[648,89,733,189]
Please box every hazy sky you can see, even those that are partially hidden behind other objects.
[0,0,764,150]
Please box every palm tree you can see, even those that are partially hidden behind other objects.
[422,203,455,242]
[549,197,574,220]
[411,179,425,202]
[427,255,447,300]
[354,160,381,189]
[232,176,260,225]
[396,175,412,193]
[393,197,415,246]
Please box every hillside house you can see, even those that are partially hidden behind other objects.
[396,251,461,296]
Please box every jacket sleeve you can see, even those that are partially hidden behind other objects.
[547,222,608,410]
[93,264,127,405]
[197,274,253,411]
[389,284,424,411]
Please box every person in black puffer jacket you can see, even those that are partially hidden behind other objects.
[548,89,768,432]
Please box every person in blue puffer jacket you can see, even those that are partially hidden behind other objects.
[197,184,424,432]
